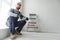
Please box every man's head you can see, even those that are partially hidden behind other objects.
[16,2,21,10]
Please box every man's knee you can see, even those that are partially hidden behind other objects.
[22,20,26,24]
[18,20,26,26]
[20,20,26,23]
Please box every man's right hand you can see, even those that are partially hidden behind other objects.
[26,17,29,20]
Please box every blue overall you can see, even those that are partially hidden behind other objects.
[6,9,26,34]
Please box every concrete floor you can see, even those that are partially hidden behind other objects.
[3,32,60,40]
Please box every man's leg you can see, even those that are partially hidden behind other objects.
[16,20,26,33]
[9,19,15,34]
[8,18,16,39]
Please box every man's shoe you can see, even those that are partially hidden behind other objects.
[16,32,22,35]
[10,33,16,40]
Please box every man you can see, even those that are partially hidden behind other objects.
[6,2,28,39]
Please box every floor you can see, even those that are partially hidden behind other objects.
[3,32,60,40]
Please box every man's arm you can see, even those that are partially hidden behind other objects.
[19,12,29,21]
[19,12,25,19]
[8,9,18,17]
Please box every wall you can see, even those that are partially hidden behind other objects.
[0,0,2,14]
[22,0,60,33]
[0,28,9,40]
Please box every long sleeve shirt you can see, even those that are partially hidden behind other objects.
[8,8,26,21]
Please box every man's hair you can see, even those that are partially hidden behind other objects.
[17,2,21,6]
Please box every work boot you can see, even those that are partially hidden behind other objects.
[16,32,22,35]
[10,33,16,40]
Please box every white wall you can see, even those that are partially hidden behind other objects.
[0,0,2,14]
[22,0,60,33]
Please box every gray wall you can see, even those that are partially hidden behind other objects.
[22,0,60,33]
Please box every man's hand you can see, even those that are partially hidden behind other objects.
[26,17,29,20]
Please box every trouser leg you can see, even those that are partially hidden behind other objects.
[16,20,26,32]
[9,19,15,34]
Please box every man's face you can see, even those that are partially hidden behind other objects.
[16,3,21,10]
